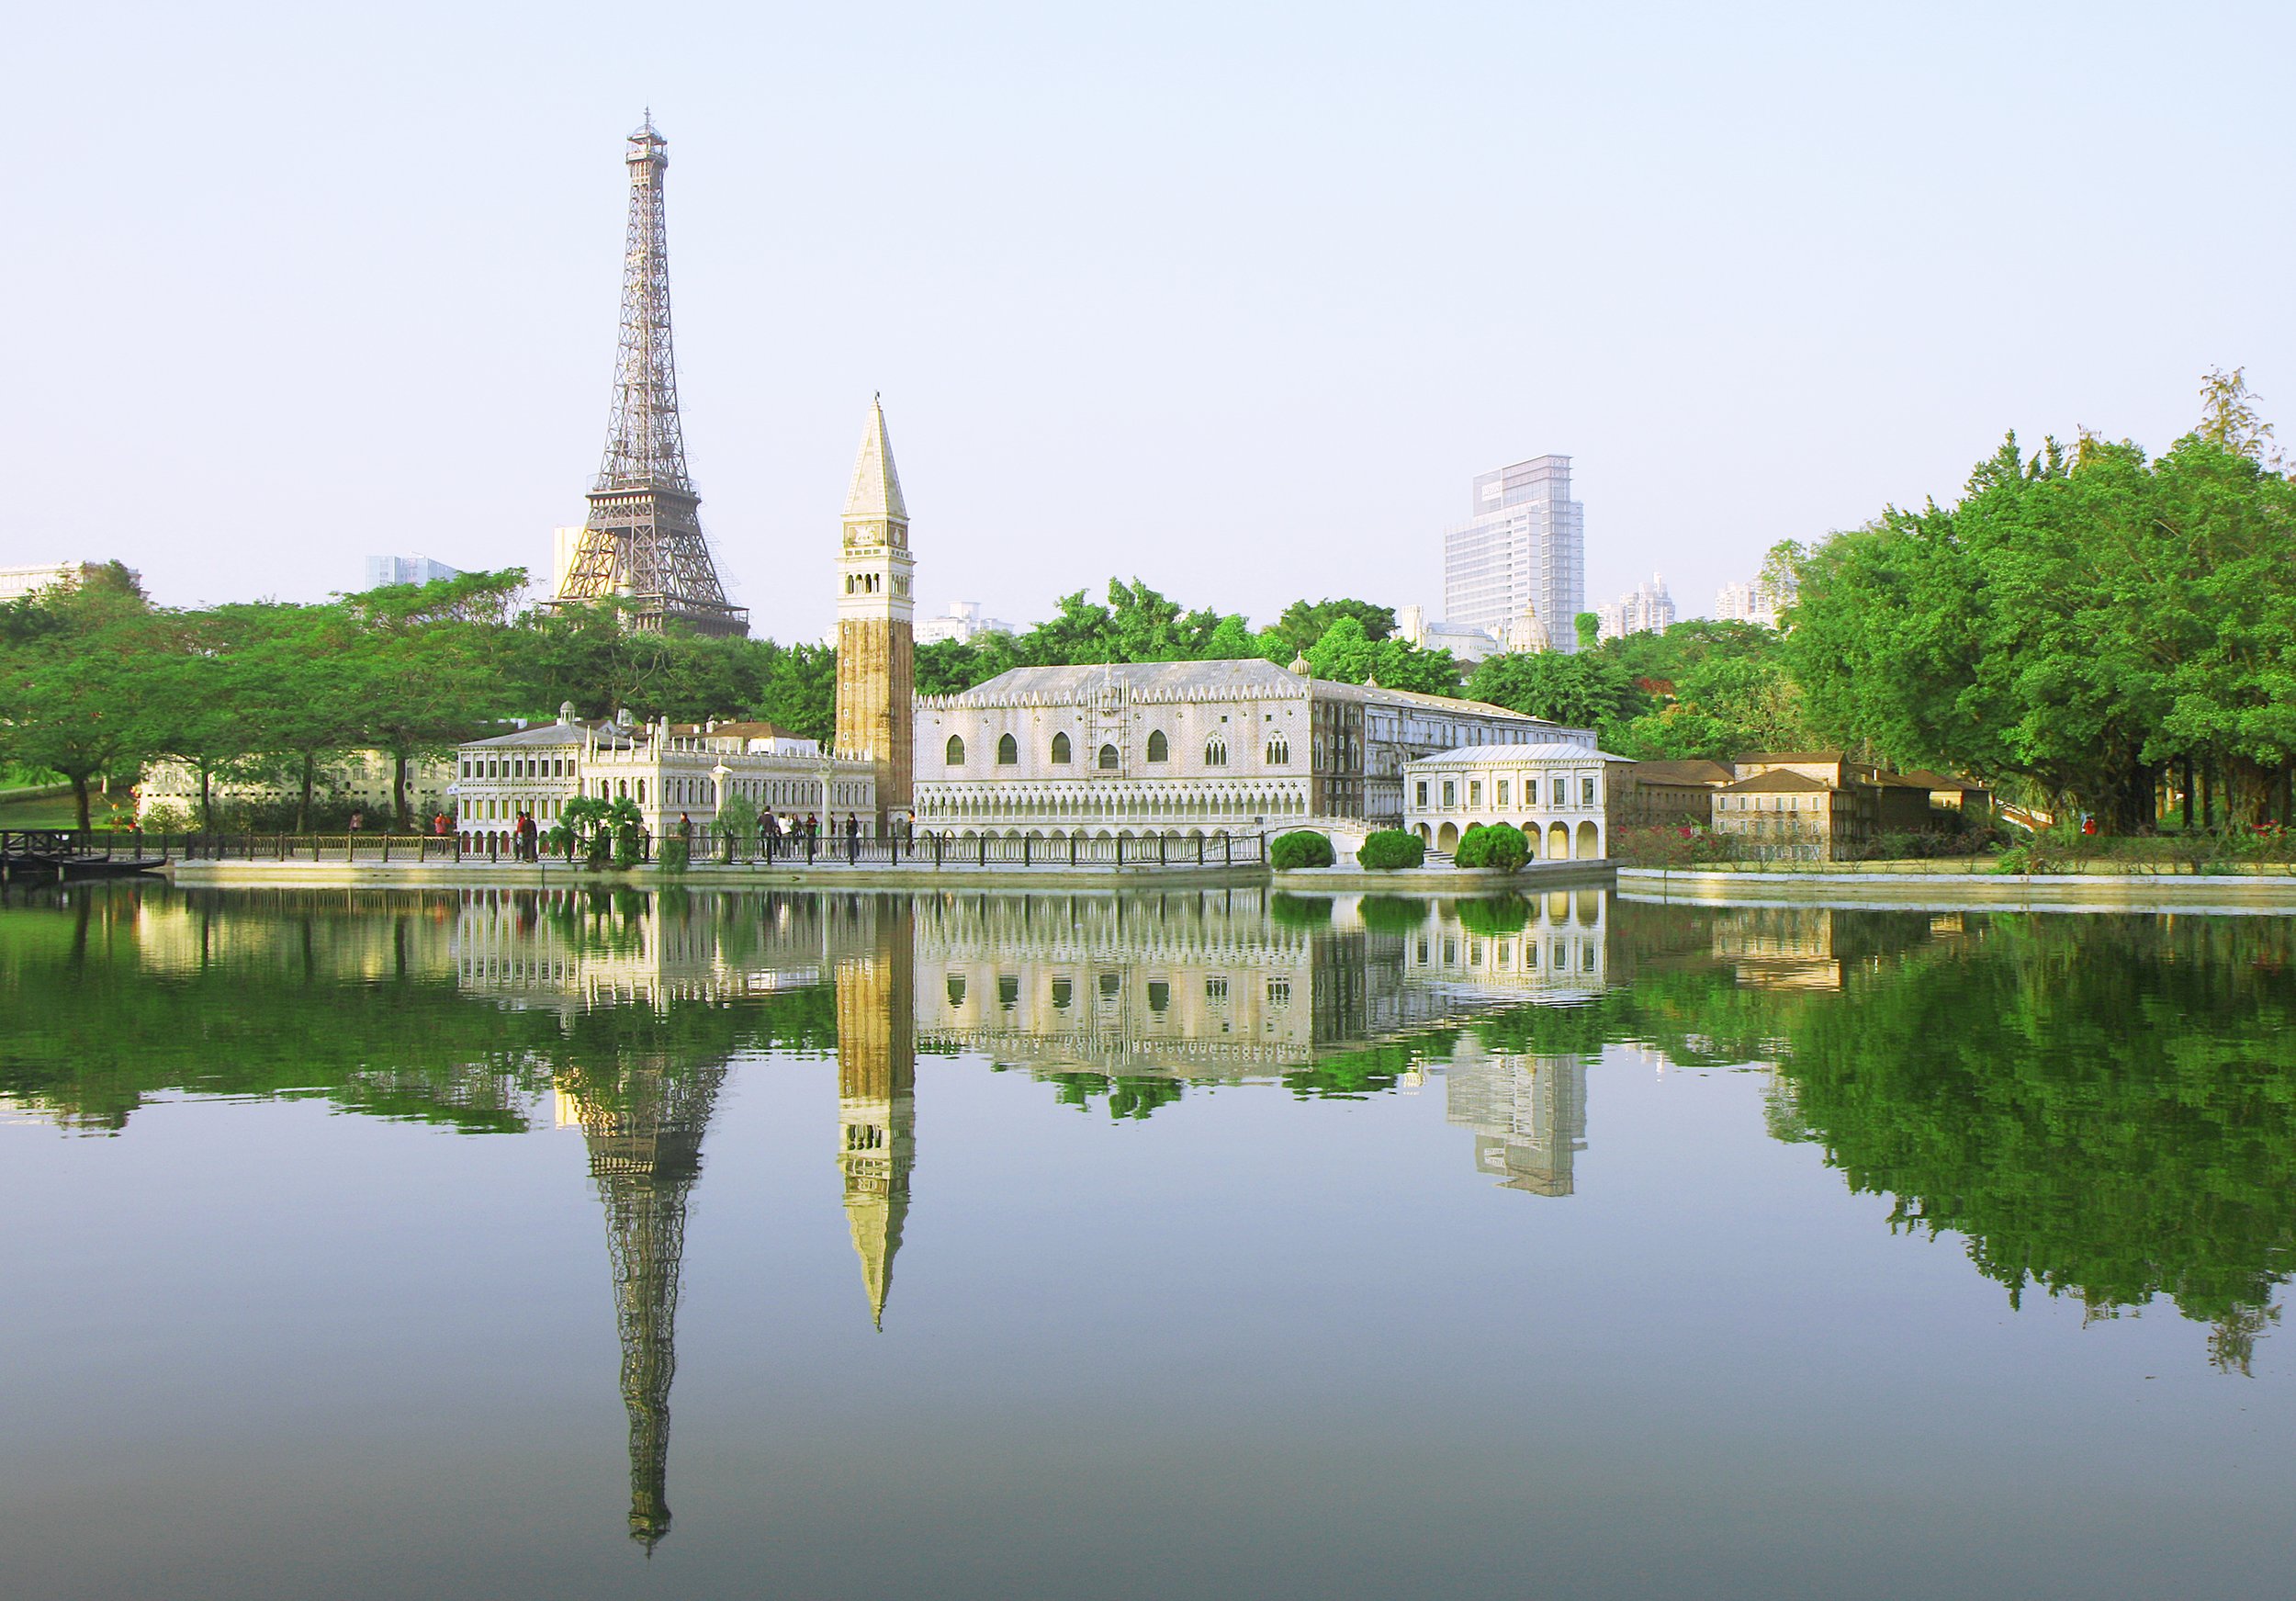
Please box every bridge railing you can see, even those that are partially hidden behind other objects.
[1,829,167,863]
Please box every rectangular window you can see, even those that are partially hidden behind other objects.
[1496,780,1509,807]
[1468,780,1482,806]
[1582,776,1597,806]
[1524,777,1538,806]
[1442,780,1456,808]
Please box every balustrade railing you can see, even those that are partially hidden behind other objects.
[111,828,1267,871]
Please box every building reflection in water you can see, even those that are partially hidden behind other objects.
[442,884,1610,1545]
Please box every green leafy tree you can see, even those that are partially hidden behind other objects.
[0,568,164,829]
[1466,651,1648,729]
[1271,598,1396,656]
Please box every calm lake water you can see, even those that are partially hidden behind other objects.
[2,882,2291,1600]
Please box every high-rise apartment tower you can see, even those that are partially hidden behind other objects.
[549,118,748,638]
[1443,456,1585,652]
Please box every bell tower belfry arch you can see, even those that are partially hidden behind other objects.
[835,396,916,829]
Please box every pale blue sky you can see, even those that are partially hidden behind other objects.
[7,2,2290,642]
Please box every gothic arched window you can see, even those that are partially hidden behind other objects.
[1204,738,1228,768]
[945,735,965,766]
[1052,732,1072,764]
[997,733,1019,765]
[1266,738,1289,765]
[1146,730,1169,762]
[1098,743,1119,771]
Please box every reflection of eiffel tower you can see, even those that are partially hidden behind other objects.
[835,898,917,1328]
[564,1054,730,1551]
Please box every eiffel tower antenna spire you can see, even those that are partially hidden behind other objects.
[548,116,748,638]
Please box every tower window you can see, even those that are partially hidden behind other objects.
[945,735,965,766]
[1052,732,1072,764]
[1146,730,1168,762]
[1098,743,1119,771]
[997,733,1019,765]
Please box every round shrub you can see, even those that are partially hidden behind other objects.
[1356,829,1425,870]
[1455,821,1528,873]
[1269,829,1337,870]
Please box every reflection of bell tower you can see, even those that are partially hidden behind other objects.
[563,1054,731,1550]
[835,897,917,1328]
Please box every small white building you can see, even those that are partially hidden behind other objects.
[916,600,1014,645]
[1402,741,1636,860]
[454,705,876,855]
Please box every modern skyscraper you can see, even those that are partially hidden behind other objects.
[1443,456,1585,652]
[1597,573,1676,641]
[835,397,917,828]
[549,117,748,638]
[364,554,463,590]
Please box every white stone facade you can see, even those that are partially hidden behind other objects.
[137,750,455,826]
[1402,741,1634,860]
[456,707,875,853]
[913,660,1562,841]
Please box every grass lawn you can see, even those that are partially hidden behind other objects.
[0,791,91,829]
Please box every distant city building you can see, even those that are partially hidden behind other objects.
[365,555,465,590]
[1716,571,1794,629]
[0,562,137,603]
[1443,455,1586,653]
[916,600,1014,646]
[1597,573,1675,641]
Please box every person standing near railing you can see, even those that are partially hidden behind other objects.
[844,813,860,863]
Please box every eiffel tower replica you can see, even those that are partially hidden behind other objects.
[563,1052,732,1551]
[548,116,748,638]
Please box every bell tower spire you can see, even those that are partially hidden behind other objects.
[834,395,917,829]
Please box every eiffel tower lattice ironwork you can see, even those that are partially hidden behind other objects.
[566,1053,732,1552]
[551,115,748,638]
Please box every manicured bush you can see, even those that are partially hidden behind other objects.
[1356,829,1425,870]
[1454,821,1528,873]
[1269,829,1336,870]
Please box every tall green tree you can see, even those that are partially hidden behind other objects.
[0,567,163,829]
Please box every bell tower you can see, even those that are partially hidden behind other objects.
[835,396,916,828]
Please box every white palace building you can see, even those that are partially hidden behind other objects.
[911,658,1571,844]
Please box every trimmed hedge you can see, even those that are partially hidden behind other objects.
[1356,829,1425,870]
[1269,830,1337,870]
[1454,821,1528,873]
